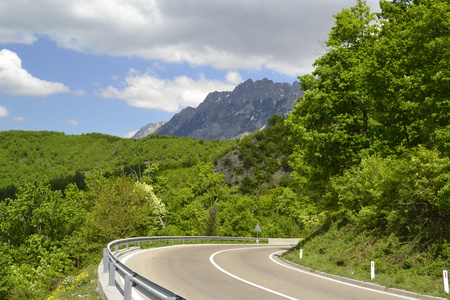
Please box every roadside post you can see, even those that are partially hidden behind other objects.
[254,224,262,243]
[444,268,449,294]
[371,260,375,280]
[300,248,303,259]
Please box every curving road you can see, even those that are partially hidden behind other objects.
[123,244,417,300]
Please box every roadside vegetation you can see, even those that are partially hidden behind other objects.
[0,0,449,299]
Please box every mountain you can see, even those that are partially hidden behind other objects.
[133,78,302,140]
[132,121,167,139]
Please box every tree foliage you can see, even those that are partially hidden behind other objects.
[84,174,165,246]
[1,1,449,298]
[287,0,450,248]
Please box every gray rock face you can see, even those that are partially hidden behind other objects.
[132,121,167,139]
[136,78,302,140]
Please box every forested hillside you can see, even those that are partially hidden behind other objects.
[0,0,449,299]
[287,0,450,243]
[0,131,237,299]
[284,0,450,297]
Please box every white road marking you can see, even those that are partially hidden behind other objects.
[121,244,417,300]
[209,247,298,300]
[120,244,244,300]
[269,251,418,300]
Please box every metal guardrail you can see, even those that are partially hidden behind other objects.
[102,236,269,300]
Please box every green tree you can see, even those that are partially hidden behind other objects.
[0,242,12,299]
[162,162,236,236]
[84,174,165,245]
[330,147,450,243]
[0,181,78,246]
[193,162,232,235]
[370,0,450,152]
[287,0,378,203]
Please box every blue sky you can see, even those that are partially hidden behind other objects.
[0,0,380,138]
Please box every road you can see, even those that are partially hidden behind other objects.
[123,244,418,300]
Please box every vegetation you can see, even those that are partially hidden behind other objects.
[0,133,236,299]
[0,0,449,299]
[283,0,450,298]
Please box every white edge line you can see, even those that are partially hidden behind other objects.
[269,251,418,300]
[119,244,237,300]
[209,247,298,300]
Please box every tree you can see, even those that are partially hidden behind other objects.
[0,180,80,246]
[330,147,450,243]
[370,0,450,152]
[0,242,12,299]
[84,174,165,245]
[287,0,378,200]
[287,0,450,204]
[192,162,232,235]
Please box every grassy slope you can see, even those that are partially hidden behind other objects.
[283,222,450,299]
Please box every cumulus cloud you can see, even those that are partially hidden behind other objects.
[226,71,242,85]
[99,70,240,112]
[13,116,26,121]
[0,105,8,117]
[0,0,380,76]
[0,49,70,97]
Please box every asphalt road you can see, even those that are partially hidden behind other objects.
[123,244,418,300]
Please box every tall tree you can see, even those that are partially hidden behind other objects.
[287,0,378,197]
[371,0,450,152]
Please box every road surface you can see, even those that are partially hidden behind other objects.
[123,244,418,300]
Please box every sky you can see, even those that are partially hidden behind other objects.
[0,0,380,138]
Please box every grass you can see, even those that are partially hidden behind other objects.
[282,224,450,299]
[46,265,101,300]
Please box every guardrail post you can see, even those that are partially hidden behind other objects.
[103,248,109,273]
[138,241,141,247]
[124,275,134,300]
[108,261,116,286]
[126,243,129,249]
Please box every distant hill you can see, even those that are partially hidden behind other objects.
[132,78,302,140]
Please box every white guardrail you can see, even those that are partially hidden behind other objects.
[99,236,269,300]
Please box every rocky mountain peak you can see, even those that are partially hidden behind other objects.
[133,78,302,140]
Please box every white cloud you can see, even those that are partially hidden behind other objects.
[0,49,70,97]
[64,119,79,126]
[0,105,8,117]
[99,69,239,112]
[71,89,86,96]
[0,0,381,76]
[13,116,26,121]
[226,71,242,85]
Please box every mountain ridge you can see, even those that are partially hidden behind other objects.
[133,78,302,140]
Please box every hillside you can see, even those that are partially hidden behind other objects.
[0,130,235,199]
[215,114,294,194]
